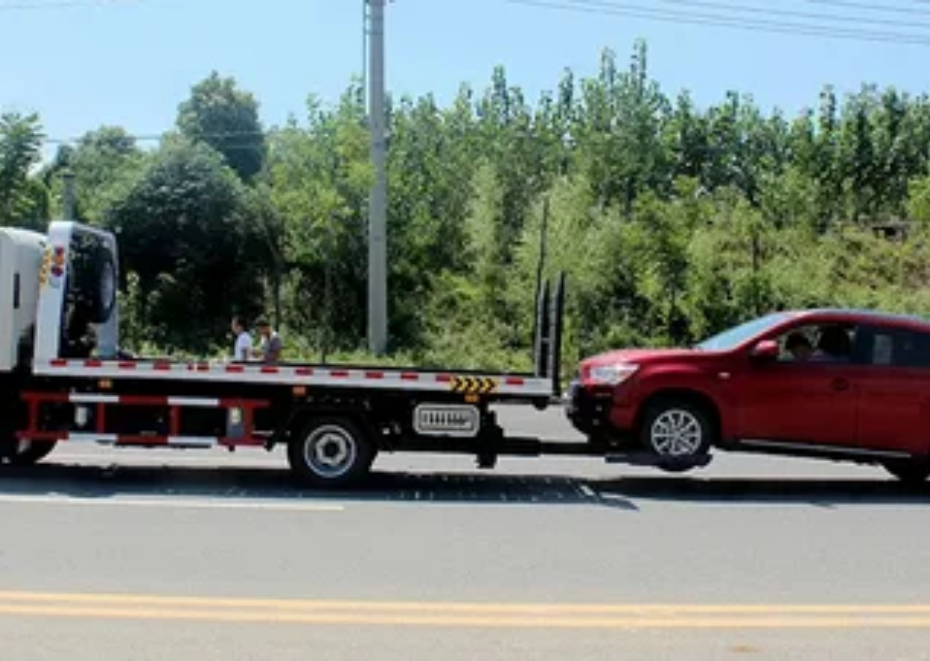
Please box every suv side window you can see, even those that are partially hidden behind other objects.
[775,324,818,362]
[856,325,930,368]
[775,322,857,364]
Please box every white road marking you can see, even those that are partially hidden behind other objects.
[0,494,344,512]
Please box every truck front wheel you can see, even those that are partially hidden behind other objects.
[287,416,376,489]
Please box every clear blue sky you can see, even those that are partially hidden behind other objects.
[1,0,927,155]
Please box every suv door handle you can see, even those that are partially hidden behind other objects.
[831,377,851,392]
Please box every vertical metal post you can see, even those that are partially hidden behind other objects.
[62,169,76,220]
[367,0,388,355]
[534,195,550,309]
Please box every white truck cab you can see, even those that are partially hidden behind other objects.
[0,227,45,372]
[0,221,119,373]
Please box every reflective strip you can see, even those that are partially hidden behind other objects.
[166,436,215,447]
[67,433,118,443]
[70,394,120,404]
[64,433,215,447]
[167,397,220,407]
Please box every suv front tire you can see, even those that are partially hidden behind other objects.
[639,397,715,469]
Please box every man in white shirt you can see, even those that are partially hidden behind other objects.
[231,315,253,362]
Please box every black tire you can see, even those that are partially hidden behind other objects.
[287,416,376,488]
[638,397,714,469]
[883,459,930,485]
[73,242,117,324]
[7,440,57,466]
[86,248,117,324]
[93,249,118,324]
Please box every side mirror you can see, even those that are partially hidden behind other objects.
[750,339,780,361]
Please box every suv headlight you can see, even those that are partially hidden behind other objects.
[586,363,639,386]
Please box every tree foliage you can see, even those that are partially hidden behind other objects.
[0,112,45,229]
[103,139,269,352]
[43,125,147,223]
[177,71,267,182]
[5,45,930,370]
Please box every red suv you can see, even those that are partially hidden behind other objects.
[567,308,930,483]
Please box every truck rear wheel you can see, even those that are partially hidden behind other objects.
[287,416,375,488]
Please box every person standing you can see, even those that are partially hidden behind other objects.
[231,315,253,362]
[254,318,282,363]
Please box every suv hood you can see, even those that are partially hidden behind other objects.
[581,347,702,366]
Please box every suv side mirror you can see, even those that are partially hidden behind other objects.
[750,339,780,361]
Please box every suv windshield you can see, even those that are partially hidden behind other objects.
[695,312,794,352]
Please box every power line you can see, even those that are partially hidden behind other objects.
[600,0,930,30]
[0,0,134,11]
[42,129,270,145]
[41,123,372,150]
[801,0,930,18]
[507,0,930,46]
[557,0,930,37]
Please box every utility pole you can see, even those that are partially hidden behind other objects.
[61,169,76,220]
[367,0,388,355]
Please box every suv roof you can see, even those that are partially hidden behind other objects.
[790,308,930,332]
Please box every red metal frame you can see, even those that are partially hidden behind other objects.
[16,391,272,448]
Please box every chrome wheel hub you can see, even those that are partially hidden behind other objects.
[304,425,357,478]
[650,409,703,456]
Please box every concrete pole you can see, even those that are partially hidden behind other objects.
[367,0,388,355]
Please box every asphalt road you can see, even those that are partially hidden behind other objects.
[1,405,929,660]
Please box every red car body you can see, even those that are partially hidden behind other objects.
[566,308,930,481]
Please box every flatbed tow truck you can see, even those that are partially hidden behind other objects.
[0,219,682,488]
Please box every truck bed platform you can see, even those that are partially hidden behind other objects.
[33,357,554,399]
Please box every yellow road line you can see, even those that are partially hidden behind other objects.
[2,591,930,614]
[2,604,930,628]
[1,592,930,628]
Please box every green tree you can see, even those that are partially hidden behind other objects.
[265,85,373,355]
[0,112,47,228]
[43,125,147,223]
[574,42,670,212]
[177,71,267,181]
[103,139,269,352]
